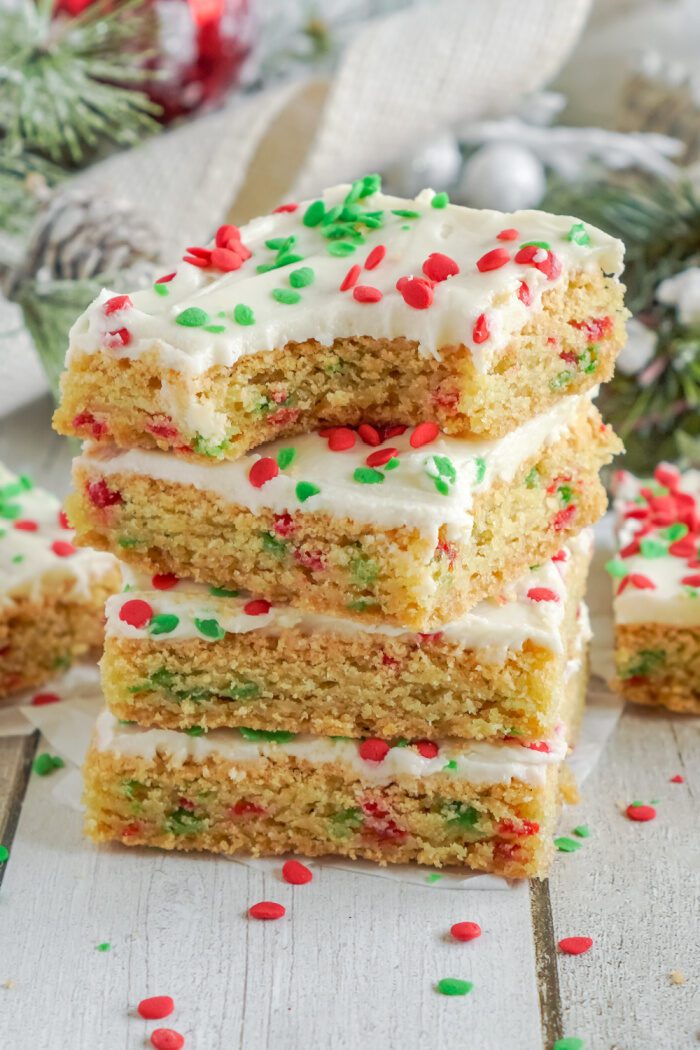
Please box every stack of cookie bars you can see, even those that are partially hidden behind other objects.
[54,177,627,877]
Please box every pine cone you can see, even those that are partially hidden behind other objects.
[4,184,162,299]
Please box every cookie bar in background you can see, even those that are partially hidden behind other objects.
[609,463,699,713]
[0,464,120,697]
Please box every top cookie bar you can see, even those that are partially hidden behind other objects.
[54,176,626,461]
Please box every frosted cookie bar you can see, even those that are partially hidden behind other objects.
[102,532,592,741]
[54,177,626,460]
[68,394,619,630]
[84,650,585,878]
[609,464,699,713]
[0,464,120,697]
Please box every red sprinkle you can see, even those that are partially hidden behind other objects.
[103,294,132,315]
[410,421,439,448]
[273,513,296,537]
[119,599,153,629]
[327,427,356,452]
[476,248,510,272]
[215,223,240,248]
[353,285,382,303]
[51,540,75,558]
[558,936,593,956]
[249,901,285,920]
[150,1030,184,1050]
[249,457,279,489]
[681,574,700,587]
[472,313,490,344]
[384,424,407,438]
[626,803,656,822]
[422,252,459,282]
[243,599,271,617]
[670,774,684,783]
[282,859,313,885]
[521,741,551,753]
[552,549,567,562]
[31,692,61,706]
[364,245,386,270]
[87,479,122,508]
[415,740,439,759]
[58,509,71,529]
[451,921,482,942]
[358,424,381,447]
[553,505,576,532]
[340,264,362,292]
[359,738,390,763]
[152,573,179,590]
[273,203,298,213]
[399,276,434,309]
[366,447,398,467]
[497,228,519,241]
[155,272,176,285]
[517,281,533,306]
[106,327,131,348]
[527,587,559,602]
[72,410,107,440]
[211,246,243,272]
[230,800,266,818]
[137,996,174,1021]
[617,573,656,596]
[13,519,38,531]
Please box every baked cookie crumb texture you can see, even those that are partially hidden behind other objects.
[609,463,700,713]
[0,463,120,697]
[54,178,626,459]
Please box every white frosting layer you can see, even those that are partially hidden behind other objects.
[94,708,568,787]
[0,464,116,606]
[77,392,591,544]
[68,184,623,387]
[106,530,592,657]
[611,465,700,627]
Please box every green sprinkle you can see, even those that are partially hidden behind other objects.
[384,457,400,471]
[353,467,385,485]
[329,807,362,836]
[550,370,573,390]
[233,304,255,326]
[261,531,287,558]
[0,503,21,520]
[433,477,450,496]
[265,236,296,250]
[96,942,111,952]
[664,522,688,541]
[620,648,666,679]
[554,836,582,853]
[209,586,239,598]
[239,727,296,743]
[327,241,356,257]
[573,825,590,838]
[303,199,326,227]
[153,283,169,296]
[175,307,209,328]
[272,253,304,270]
[203,324,226,334]
[432,455,456,482]
[558,484,573,505]
[165,807,205,835]
[436,978,473,997]
[33,753,65,777]
[392,208,420,219]
[474,456,486,484]
[640,537,667,558]
[443,760,458,772]
[148,613,180,636]
[277,447,297,469]
[296,481,320,502]
[346,598,378,613]
[445,803,479,829]
[289,266,315,288]
[0,845,9,863]
[321,205,344,225]
[566,222,590,246]
[11,554,24,564]
[194,617,225,640]
[525,467,539,488]
[184,726,206,736]
[426,873,443,884]
[520,240,551,250]
[118,536,139,549]
[272,288,301,305]
[553,1040,584,1050]
[605,559,628,579]
[431,191,449,209]
[361,173,381,197]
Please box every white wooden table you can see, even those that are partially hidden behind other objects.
[0,397,698,1050]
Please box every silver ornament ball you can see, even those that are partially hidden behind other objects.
[384,133,463,198]
[458,143,546,211]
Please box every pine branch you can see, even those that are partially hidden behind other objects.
[0,0,162,168]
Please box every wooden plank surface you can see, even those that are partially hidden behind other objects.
[1,395,698,1050]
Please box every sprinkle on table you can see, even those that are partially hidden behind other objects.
[436,977,472,996]
[670,774,684,784]
[31,692,61,706]
[150,1030,185,1050]
[0,845,9,863]
[573,825,590,838]
[137,995,175,1020]
[282,859,313,885]
[33,753,65,776]
[554,836,582,853]
[96,942,111,952]
[450,921,482,942]
[625,802,656,822]
[249,901,286,920]
[558,936,593,956]
[553,1039,584,1050]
